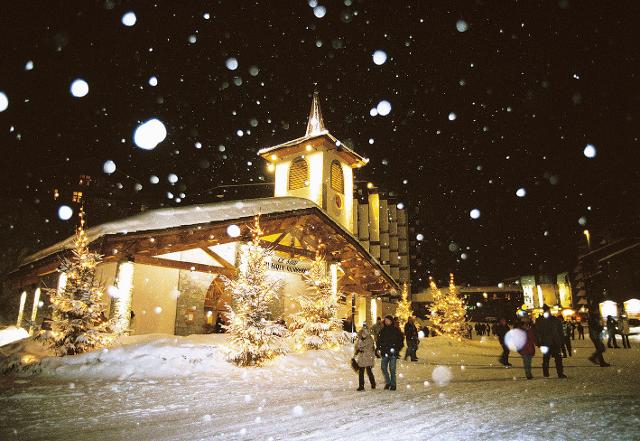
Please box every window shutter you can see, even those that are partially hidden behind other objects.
[289,158,309,190]
[330,160,344,194]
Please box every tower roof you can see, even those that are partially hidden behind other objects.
[258,91,368,167]
[305,90,326,136]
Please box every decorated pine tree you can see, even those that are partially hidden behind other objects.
[395,283,413,327]
[430,273,467,340]
[291,256,346,351]
[222,216,287,366]
[46,210,114,355]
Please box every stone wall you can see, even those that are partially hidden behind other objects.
[174,270,214,336]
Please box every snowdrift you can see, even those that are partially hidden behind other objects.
[0,326,29,347]
[0,333,354,380]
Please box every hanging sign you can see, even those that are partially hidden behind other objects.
[266,256,313,274]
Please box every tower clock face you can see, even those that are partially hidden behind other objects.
[335,194,343,209]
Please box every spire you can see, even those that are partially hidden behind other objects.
[305,90,326,137]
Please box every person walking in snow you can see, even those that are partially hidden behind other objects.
[606,315,620,348]
[517,315,537,380]
[376,315,404,391]
[588,311,610,367]
[404,316,419,362]
[354,324,376,391]
[560,316,572,358]
[619,315,631,349]
[535,304,567,378]
[495,318,511,367]
[577,321,585,339]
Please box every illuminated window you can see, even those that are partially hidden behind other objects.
[330,160,344,194]
[288,157,309,190]
[79,175,92,186]
[72,191,83,203]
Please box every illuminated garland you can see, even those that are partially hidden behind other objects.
[291,256,346,351]
[222,215,287,366]
[45,209,114,355]
[395,282,413,327]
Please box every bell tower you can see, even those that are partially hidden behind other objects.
[258,91,368,233]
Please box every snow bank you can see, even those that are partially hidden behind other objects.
[0,333,353,381]
[0,326,29,347]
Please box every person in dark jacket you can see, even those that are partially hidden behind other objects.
[494,318,511,366]
[559,316,573,358]
[577,321,585,339]
[404,317,419,362]
[535,305,567,378]
[606,315,620,348]
[518,316,537,379]
[588,311,610,367]
[376,315,404,390]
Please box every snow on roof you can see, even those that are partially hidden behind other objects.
[19,195,398,292]
[257,131,368,166]
[20,197,317,266]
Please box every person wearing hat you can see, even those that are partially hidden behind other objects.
[376,315,404,390]
[535,304,567,378]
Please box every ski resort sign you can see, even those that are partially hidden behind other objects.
[267,256,313,274]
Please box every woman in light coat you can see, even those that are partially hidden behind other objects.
[354,325,376,391]
[619,315,631,348]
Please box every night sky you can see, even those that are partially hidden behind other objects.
[1,0,639,289]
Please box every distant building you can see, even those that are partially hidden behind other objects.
[572,236,640,317]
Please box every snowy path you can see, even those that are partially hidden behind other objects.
[1,336,639,441]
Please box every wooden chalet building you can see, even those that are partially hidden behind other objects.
[8,93,410,336]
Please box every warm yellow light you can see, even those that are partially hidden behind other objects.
[16,291,27,327]
[267,163,275,173]
[20,354,38,365]
[367,182,374,189]
[57,272,67,293]
[270,154,278,161]
[29,288,41,335]
[113,261,134,334]
[561,308,575,317]
[583,229,591,248]
[308,152,323,205]
[343,164,354,231]
[274,162,289,196]
[624,298,640,317]
[536,285,544,308]
[330,263,338,298]
[305,144,313,152]
[600,300,618,318]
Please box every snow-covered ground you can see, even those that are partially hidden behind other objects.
[1,333,639,441]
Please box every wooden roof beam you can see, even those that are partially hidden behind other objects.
[200,247,235,269]
[133,254,236,277]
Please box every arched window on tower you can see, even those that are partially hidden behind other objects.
[288,157,309,190]
[330,160,344,194]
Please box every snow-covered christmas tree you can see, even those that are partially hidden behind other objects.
[291,256,346,351]
[395,283,413,327]
[222,215,287,366]
[430,273,467,341]
[45,209,114,355]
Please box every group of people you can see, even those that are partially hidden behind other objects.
[605,314,632,349]
[352,306,632,390]
[494,304,634,380]
[352,315,421,391]
[474,322,493,336]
